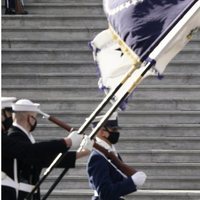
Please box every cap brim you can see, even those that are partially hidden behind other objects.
[105,125,121,129]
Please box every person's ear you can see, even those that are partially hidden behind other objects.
[28,115,34,125]
[27,115,32,125]
[101,129,109,137]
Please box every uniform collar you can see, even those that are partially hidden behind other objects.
[96,137,118,156]
[13,122,35,144]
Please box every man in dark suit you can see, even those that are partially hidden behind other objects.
[2,98,91,200]
[5,0,28,14]
[87,112,147,200]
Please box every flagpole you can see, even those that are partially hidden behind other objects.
[89,0,200,139]
[77,0,198,136]
[77,62,140,135]
[41,167,68,200]
[89,61,154,139]
[25,152,69,200]
[25,114,73,200]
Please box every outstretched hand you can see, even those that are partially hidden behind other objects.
[78,135,94,152]
[67,131,83,148]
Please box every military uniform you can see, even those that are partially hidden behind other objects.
[87,138,137,200]
[86,112,147,200]
[1,98,86,200]
[2,126,76,200]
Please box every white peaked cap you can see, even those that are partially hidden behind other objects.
[12,99,41,113]
[92,112,119,128]
[93,111,118,123]
[1,97,17,109]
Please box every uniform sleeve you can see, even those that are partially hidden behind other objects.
[20,140,76,168]
[28,141,76,168]
[88,153,137,200]
[2,134,76,168]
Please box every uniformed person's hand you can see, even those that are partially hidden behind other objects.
[79,135,94,152]
[67,131,83,148]
[131,171,147,187]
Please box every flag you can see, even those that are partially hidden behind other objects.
[90,0,200,110]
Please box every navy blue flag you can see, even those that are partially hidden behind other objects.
[90,0,200,110]
[104,0,195,58]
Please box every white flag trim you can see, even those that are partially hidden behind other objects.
[150,0,200,74]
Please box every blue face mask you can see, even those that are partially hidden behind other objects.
[104,127,120,144]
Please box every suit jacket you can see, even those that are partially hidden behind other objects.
[87,150,137,200]
[2,126,76,200]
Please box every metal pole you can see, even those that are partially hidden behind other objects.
[89,61,153,140]
[41,167,69,200]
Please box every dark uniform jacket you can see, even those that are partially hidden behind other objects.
[2,126,76,200]
[87,149,137,200]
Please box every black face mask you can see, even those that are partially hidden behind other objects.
[105,127,120,144]
[2,117,13,132]
[30,120,37,132]
[29,116,37,132]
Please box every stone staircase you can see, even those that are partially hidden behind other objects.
[2,0,200,199]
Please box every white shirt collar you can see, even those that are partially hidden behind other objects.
[96,137,118,156]
[13,122,35,144]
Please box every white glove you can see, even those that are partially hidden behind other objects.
[67,131,83,148]
[131,171,147,187]
[79,135,94,151]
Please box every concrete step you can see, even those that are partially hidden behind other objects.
[2,61,96,73]
[2,85,104,99]
[41,175,200,190]
[2,15,107,27]
[39,149,200,164]
[2,60,200,74]
[2,49,93,61]
[35,124,200,139]
[41,162,200,177]
[2,27,102,41]
[40,189,200,200]
[17,109,200,126]
[35,110,200,126]
[124,98,200,111]
[23,3,104,15]
[173,48,200,61]
[2,38,200,50]
[2,39,91,49]
[2,48,200,61]
[2,73,200,86]
[2,0,101,5]
[118,124,200,137]
[12,97,199,112]
[36,135,200,150]
[116,136,200,150]
[2,28,199,47]
[2,85,200,99]
[119,150,200,163]
[22,0,102,3]
[2,73,98,86]
[164,61,200,73]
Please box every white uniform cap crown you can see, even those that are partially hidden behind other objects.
[12,99,40,113]
[92,112,119,128]
[93,112,118,123]
[1,97,17,109]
